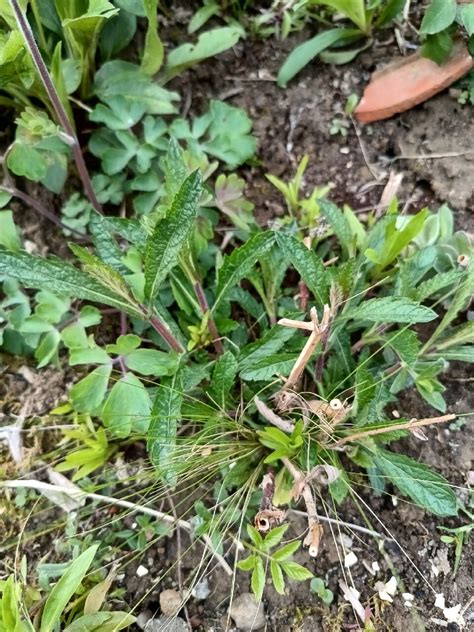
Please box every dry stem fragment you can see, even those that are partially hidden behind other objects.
[301,483,323,558]
[255,470,286,532]
[278,305,332,393]
[255,397,295,433]
[330,413,456,448]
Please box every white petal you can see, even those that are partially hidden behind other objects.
[434,593,446,609]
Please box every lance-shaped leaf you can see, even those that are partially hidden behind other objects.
[40,544,99,632]
[373,449,458,517]
[275,232,328,306]
[141,0,164,75]
[69,243,142,312]
[214,231,276,309]
[148,372,183,487]
[209,350,238,408]
[345,297,437,324]
[144,170,202,303]
[0,246,143,318]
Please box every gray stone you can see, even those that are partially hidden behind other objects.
[143,616,190,632]
[229,593,266,630]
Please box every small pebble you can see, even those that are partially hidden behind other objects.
[344,552,358,568]
[229,593,266,630]
[160,589,183,617]
[340,147,350,155]
[136,565,149,577]
[144,617,190,632]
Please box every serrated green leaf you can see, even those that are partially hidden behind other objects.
[270,560,285,594]
[271,540,301,561]
[279,561,313,581]
[239,320,299,369]
[40,545,99,632]
[209,351,238,408]
[0,247,143,318]
[261,524,289,552]
[425,266,474,347]
[144,171,202,302]
[214,232,276,308]
[319,198,353,253]
[373,448,458,516]
[251,557,266,600]
[148,373,183,486]
[237,555,257,571]
[240,353,298,381]
[385,329,421,364]
[346,297,436,324]
[414,269,464,302]
[420,0,456,34]
[102,372,151,436]
[275,233,328,306]
[247,523,264,547]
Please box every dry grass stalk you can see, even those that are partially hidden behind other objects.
[278,305,331,392]
[330,413,456,448]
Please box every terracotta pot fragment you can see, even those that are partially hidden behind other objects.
[354,43,473,124]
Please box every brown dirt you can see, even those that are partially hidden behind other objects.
[1,14,473,632]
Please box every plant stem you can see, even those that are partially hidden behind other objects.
[149,313,184,353]
[194,281,224,354]
[0,479,233,575]
[331,413,456,448]
[8,0,102,214]
[289,510,390,540]
[1,184,89,241]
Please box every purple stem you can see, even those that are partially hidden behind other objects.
[149,314,184,353]
[9,0,102,214]
[3,185,90,241]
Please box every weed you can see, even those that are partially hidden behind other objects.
[1,140,472,603]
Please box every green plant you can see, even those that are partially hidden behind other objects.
[420,0,474,64]
[0,1,247,218]
[277,0,406,86]
[266,154,332,228]
[89,94,256,214]
[310,576,334,604]
[0,545,135,631]
[237,524,313,599]
[438,517,473,576]
[1,143,472,602]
